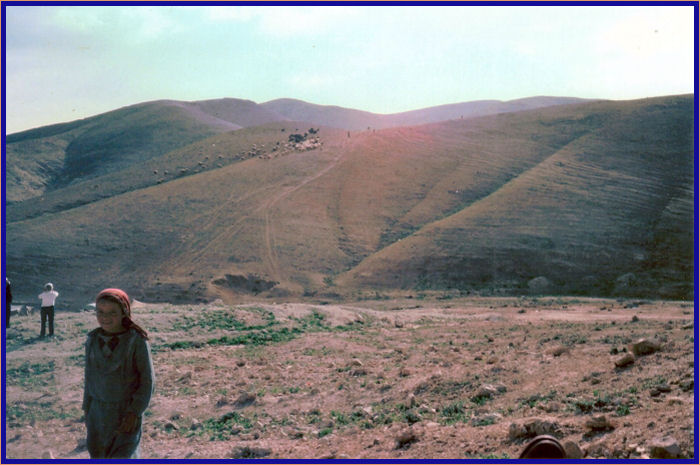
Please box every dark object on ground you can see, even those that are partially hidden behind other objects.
[519,435,567,459]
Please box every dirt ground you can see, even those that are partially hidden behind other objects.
[3,296,695,460]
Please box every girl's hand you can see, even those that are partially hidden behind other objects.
[118,412,139,433]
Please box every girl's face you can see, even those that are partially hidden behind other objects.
[96,299,125,333]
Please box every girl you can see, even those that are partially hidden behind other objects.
[83,288,154,458]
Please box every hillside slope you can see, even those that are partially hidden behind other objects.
[338,96,694,298]
[5,95,693,306]
[7,96,583,203]
[5,100,245,202]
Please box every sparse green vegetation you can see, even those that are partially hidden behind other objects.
[440,401,469,424]
[193,411,257,441]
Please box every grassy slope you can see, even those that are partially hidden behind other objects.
[5,95,693,305]
[338,96,694,298]
[5,99,267,203]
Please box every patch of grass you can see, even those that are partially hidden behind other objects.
[6,361,56,388]
[519,390,557,409]
[440,401,470,425]
[156,309,360,352]
[172,308,275,332]
[616,404,631,416]
[195,411,256,441]
[7,402,80,424]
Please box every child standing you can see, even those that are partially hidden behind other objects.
[83,288,154,458]
[38,282,59,337]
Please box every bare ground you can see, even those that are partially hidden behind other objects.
[3,296,695,460]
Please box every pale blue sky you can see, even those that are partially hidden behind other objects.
[3,4,696,134]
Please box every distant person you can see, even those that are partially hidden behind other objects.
[83,288,154,458]
[6,277,12,327]
[38,282,59,337]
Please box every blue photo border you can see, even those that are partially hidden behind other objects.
[1,1,698,464]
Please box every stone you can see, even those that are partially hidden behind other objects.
[630,338,661,356]
[586,441,610,458]
[395,429,418,449]
[563,440,583,459]
[656,383,672,393]
[508,417,561,440]
[528,276,552,294]
[230,446,272,459]
[474,384,499,399]
[585,415,614,432]
[615,353,635,368]
[679,379,693,391]
[508,422,528,441]
[549,345,569,357]
[471,413,502,426]
[233,392,256,408]
[649,436,682,459]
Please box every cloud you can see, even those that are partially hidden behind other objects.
[202,5,360,37]
[50,6,185,44]
[595,7,693,58]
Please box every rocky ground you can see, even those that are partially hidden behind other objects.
[3,295,695,460]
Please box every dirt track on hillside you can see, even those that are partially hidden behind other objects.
[3,296,695,459]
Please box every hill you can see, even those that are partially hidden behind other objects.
[7,96,585,204]
[4,95,694,307]
[261,96,591,130]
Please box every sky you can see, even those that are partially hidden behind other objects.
[3,3,696,134]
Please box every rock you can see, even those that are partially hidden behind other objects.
[615,353,635,368]
[563,440,583,459]
[549,345,569,357]
[163,421,179,431]
[471,413,502,426]
[543,402,563,413]
[649,436,682,458]
[230,446,271,459]
[586,441,610,458]
[42,451,55,460]
[233,392,256,408]
[395,429,418,449]
[474,384,500,399]
[528,276,552,294]
[585,414,614,432]
[508,417,561,440]
[656,383,672,393]
[508,423,528,440]
[190,419,202,430]
[630,338,661,356]
[679,379,694,391]
[614,273,638,294]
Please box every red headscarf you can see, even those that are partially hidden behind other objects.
[96,288,148,339]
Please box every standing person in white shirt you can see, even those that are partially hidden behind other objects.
[38,283,59,337]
